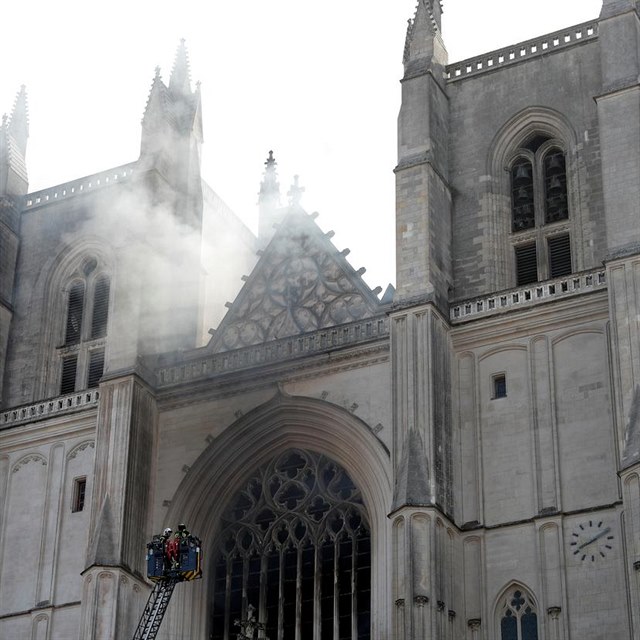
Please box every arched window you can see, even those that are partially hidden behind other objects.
[509,135,572,285]
[210,449,371,640]
[58,258,111,395]
[498,586,538,640]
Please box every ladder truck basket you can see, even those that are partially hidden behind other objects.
[133,525,202,640]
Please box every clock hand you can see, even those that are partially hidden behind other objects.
[576,527,611,551]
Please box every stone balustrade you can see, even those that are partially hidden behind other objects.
[1,389,100,428]
[158,316,390,387]
[446,21,597,82]
[450,268,607,323]
[24,163,136,209]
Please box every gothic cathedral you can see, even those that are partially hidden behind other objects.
[1,1,639,638]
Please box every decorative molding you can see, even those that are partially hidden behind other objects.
[547,606,562,619]
[157,316,389,388]
[395,598,405,608]
[12,453,47,473]
[468,618,481,630]
[414,595,429,606]
[66,440,95,460]
[437,600,445,611]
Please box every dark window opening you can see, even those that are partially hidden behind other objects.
[87,349,105,388]
[548,234,572,279]
[500,589,539,640]
[515,243,538,285]
[523,134,551,154]
[544,149,568,224]
[211,450,371,640]
[511,159,535,231]
[72,477,87,512]
[91,275,110,339]
[65,283,85,345]
[60,355,78,395]
[493,374,507,399]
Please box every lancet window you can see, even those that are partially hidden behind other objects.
[498,587,539,640]
[210,449,371,640]
[510,134,572,285]
[59,257,110,394]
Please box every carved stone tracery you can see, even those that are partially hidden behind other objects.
[213,218,380,352]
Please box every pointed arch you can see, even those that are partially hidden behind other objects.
[164,392,393,639]
[29,238,115,400]
[494,582,540,640]
[484,106,584,290]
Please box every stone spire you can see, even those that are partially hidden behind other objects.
[8,85,28,158]
[287,174,305,207]
[258,151,283,245]
[169,38,192,97]
[403,0,446,68]
[0,86,29,197]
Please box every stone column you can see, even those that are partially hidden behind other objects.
[530,336,560,513]
[539,520,567,640]
[79,373,158,640]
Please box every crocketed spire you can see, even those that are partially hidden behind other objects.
[403,0,445,66]
[0,86,29,197]
[169,38,192,97]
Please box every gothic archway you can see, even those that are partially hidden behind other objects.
[163,392,392,639]
[211,449,371,639]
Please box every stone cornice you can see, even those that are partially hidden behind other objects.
[0,411,95,450]
[156,315,390,391]
[156,340,390,410]
[604,242,640,263]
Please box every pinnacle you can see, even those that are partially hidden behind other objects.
[169,38,192,96]
[259,150,281,202]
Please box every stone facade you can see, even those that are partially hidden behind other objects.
[0,2,639,638]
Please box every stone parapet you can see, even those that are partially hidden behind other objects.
[450,268,607,323]
[1,389,100,429]
[446,20,598,82]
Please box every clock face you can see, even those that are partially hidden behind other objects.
[570,520,614,562]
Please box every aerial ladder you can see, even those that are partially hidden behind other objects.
[132,523,202,640]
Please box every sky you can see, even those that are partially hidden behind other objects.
[1,0,603,294]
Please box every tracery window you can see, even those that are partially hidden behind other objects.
[498,587,538,640]
[211,449,371,640]
[510,134,572,285]
[58,257,110,394]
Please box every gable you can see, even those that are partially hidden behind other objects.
[209,209,385,353]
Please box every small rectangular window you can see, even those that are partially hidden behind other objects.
[493,374,507,399]
[515,243,538,285]
[72,477,87,512]
[548,234,572,278]
[60,355,78,395]
[87,349,105,389]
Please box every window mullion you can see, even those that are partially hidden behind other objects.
[351,536,357,640]
[224,556,232,640]
[278,548,285,640]
[258,553,268,639]
[295,545,303,640]
[313,544,321,640]
[333,536,339,640]
[242,553,250,623]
